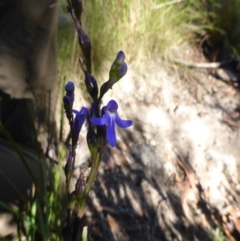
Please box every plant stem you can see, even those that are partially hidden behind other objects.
[77,138,105,218]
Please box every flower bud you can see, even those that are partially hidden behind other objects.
[107,51,127,89]
[65,81,75,93]
[84,72,98,100]
[113,51,125,66]
[77,28,91,73]
[99,62,128,100]
[63,82,75,120]
[116,62,127,79]
[71,0,83,21]
[109,51,125,79]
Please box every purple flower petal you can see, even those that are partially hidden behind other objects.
[72,107,88,116]
[73,108,88,130]
[115,114,132,128]
[65,81,75,93]
[107,100,118,110]
[90,115,108,125]
[107,115,117,147]
[89,99,132,147]
[72,107,88,146]
[81,107,88,115]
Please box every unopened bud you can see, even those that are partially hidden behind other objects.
[99,62,128,100]
[109,51,125,79]
[113,51,125,66]
[115,62,127,80]
[65,81,75,93]
[85,72,98,100]
[77,28,91,73]
[63,82,75,120]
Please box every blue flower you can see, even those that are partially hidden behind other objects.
[65,81,75,93]
[90,100,132,147]
[72,107,88,146]
[65,81,75,105]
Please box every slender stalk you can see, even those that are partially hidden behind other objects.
[77,140,105,218]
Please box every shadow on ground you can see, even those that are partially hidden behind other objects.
[85,124,213,241]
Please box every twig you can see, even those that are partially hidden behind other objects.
[171,58,235,69]
[222,115,240,128]
[151,0,185,10]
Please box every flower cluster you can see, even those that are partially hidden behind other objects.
[63,83,132,148]
[62,52,132,218]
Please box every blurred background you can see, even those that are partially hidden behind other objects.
[57,0,240,79]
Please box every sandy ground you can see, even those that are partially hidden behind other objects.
[71,51,240,241]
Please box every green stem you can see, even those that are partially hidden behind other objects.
[77,139,105,218]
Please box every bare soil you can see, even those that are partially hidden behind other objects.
[73,47,240,241]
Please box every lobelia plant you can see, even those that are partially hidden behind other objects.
[63,0,132,240]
